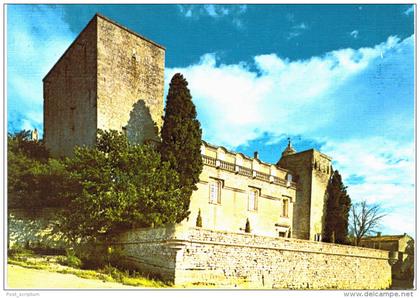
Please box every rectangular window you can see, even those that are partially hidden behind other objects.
[209,179,222,204]
[282,199,289,217]
[248,188,258,211]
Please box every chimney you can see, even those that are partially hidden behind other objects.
[254,151,259,159]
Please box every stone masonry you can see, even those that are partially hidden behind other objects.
[42,13,331,242]
[115,224,392,289]
[44,14,164,157]
[36,14,395,289]
[278,146,332,241]
[184,141,296,238]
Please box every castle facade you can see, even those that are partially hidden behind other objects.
[43,14,332,241]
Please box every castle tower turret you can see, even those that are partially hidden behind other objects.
[282,138,297,157]
[277,141,332,241]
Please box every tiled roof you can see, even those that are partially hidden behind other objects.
[361,234,410,242]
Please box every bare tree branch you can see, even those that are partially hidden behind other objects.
[349,200,387,245]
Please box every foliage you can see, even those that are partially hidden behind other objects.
[160,73,203,222]
[60,129,184,243]
[323,170,352,244]
[8,245,35,259]
[57,249,83,269]
[8,251,167,287]
[350,200,386,246]
[7,131,71,209]
[8,130,49,161]
[245,218,251,233]
[196,209,202,227]
[400,238,414,282]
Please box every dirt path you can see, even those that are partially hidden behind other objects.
[7,264,138,289]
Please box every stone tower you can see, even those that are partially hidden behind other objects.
[277,140,332,241]
[43,14,165,157]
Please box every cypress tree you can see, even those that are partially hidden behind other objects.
[196,209,203,228]
[323,170,351,244]
[245,218,251,233]
[160,73,203,222]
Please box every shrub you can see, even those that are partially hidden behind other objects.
[245,218,251,233]
[60,130,184,243]
[196,209,202,227]
[57,249,82,268]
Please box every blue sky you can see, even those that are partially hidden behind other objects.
[6,4,415,236]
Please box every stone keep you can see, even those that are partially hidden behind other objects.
[43,14,165,157]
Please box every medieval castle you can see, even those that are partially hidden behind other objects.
[43,13,332,242]
[35,14,394,288]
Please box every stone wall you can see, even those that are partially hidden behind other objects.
[278,150,313,239]
[309,150,332,240]
[186,142,296,238]
[114,225,179,282]
[278,149,332,240]
[114,224,392,289]
[97,15,165,140]
[43,14,165,157]
[8,208,66,250]
[44,17,98,157]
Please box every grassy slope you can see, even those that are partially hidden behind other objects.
[7,251,167,289]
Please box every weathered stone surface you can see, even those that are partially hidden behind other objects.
[115,224,392,289]
[44,14,164,157]
[185,142,296,238]
[38,14,393,290]
[8,208,66,249]
[278,149,332,241]
[96,15,164,138]
[44,17,98,157]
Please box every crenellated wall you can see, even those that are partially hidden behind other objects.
[114,224,392,289]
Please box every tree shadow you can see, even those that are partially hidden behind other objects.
[8,208,66,250]
[125,100,159,145]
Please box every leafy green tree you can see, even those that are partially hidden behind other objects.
[160,73,203,222]
[60,130,184,243]
[8,130,49,161]
[7,130,69,209]
[323,170,351,244]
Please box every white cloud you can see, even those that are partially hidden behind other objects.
[287,22,309,40]
[403,5,414,16]
[166,35,408,148]
[320,136,414,205]
[165,35,414,235]
[178,4,247,21]
[293,22,307,30]
[318,134,414,236]
[350,30,359,39]
[7,5,74,134]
